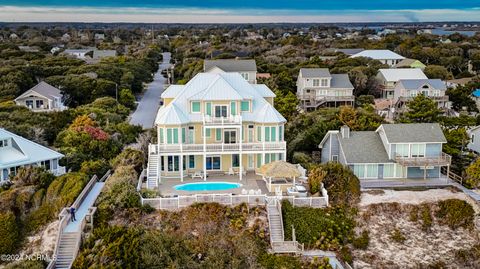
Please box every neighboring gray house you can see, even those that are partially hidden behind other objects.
[376,69,428,99]
[393,79,449,114]
[204,59,257,84]
[14,82,67,112]
[0,128,66,181]
[296,68,354,110]
[467,126,480,153]
[319,123,451,180]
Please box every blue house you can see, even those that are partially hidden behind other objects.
[319,123,451,180]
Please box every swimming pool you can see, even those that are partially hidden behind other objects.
[174,182,241,192]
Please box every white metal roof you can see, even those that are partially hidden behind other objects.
[0,128,64,169]
[351,50,405,60]
[378,68,428,82]
[155,72,285,125]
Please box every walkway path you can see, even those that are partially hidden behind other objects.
[129,52,171,129]
[451,182,480,202]
[302,250,345,269]
[64,182,105,232]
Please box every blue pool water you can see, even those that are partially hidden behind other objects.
[174,182,241,192]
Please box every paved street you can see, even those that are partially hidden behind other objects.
[129,52,171,129]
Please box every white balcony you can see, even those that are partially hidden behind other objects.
[51,166,67,176]
[149,142,286,154]
[203,115,242,126]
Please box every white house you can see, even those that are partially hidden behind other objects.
[467,126,480,153]
[146,72,286,189]
[351,50,406,67]
[62,48,93,60]
[376,69,428,99]
[204,59,257,84]
[14,82,67,112]
[296,68,355,110]
[0,129,66,181]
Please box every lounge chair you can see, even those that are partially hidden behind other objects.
[226,167,235,176]
[248,189,255,195]
[191,171,203,179]
[241,189,248,195]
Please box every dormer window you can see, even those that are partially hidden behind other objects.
[0,139,8,147]
[191,101,201,113]
[241,100,250,112]
[321,78,329,87]
[313,79,319,87]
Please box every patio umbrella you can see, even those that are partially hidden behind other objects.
[258,160,301,178]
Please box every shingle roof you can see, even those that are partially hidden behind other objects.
[394,58,425,68]
[381,123,447,143]
[0,128,64,169]
[338,132,392,163]
[299,68,331,78]
[351,50,405,60]
[334,48,365,56]
[397,79,446,91]
[204,59,257,72]
[330,74,354,89]
[378,68,428,82]
[15,81,62,101]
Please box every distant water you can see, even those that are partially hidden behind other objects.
[431,28,477,37]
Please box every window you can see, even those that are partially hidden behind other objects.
[189,155,195,169]
[232,154,240,167]
[26,100,33,108]
[166,129,179,144]
[187,126,194,143]
[241,73,249,80]
[472,134,475,143]
[159,128,164,143]
[270,127,276,142]
[366,164,378,178]
[214,105,228,117]
[279,126,284,141]
[313,79,319,86]
[206,156,221,170]
[206,102,212,116]
[167,156,180,172]
[257,126,262,142]
[395,144,409,157]
[332,155,339,162]
[411,144,426,157]
[191,101,201,113]
[409,91,418,97]
[173,129,179,143]
[433,90,440,97]
[167,129,172,144]
[230,101,236,115]
[216,128,222,141]
[256,154,262,168]
[353,165,365,178]
[247,125,254,142]
[265,127,270,142]
[40,160,51,170]
[224,130,236,143]
[241,101,250,112]
[383,163,395,178]
[0,139,7,147]
[321,78,328,87]
[36,100,44,108]
[181,128,186,143]
[395,164,404,178]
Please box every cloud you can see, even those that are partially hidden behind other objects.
[0,6,479,23]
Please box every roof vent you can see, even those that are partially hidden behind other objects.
[341,125,350,139]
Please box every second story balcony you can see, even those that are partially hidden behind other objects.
[203,115,242,126]
[395,152,451,167]
[149,141,286,155]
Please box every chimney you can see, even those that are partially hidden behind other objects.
[341,125,350,139]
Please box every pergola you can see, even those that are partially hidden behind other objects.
[258,161,302,193]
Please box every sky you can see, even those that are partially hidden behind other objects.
[0,1,480,23]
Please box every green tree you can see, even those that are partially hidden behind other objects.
[465,158,480,188]
[0,212,20,255]
[424,65,452,80]
[118,88,136,108]
[400,94,441,123]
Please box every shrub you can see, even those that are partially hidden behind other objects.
[390,228,406,243]
[110,148,144,173]
[409,206,419,222]
[420,204,433,231]
[352,230,369,250]
[455,244,480,267]
[119,88,136,108]
[4,259,45,269]
[435,199,475,229]
[11,167,55,189]
[0,211,20,254]
[79,159,109,178]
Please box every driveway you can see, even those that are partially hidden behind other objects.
[129,52,171,129]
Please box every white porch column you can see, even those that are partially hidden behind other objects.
[203,154,207,181]
[180,154,184,182]
[158,155,162,184]
[203,125,207,181]
[239,125,243,181]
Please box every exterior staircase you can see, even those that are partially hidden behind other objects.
[147,151,159,189]
[266,198,303,253]
[54,232,80,269]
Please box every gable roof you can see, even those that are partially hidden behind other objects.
[299,68,331,78]
[15,81,62,101]
[351,50,405,60]
[204,59,257,72]
[378,68,428,82]
[330,74,354,89]
[338,131,392,163]
[0,128,64,169]
[380,123,447,143]
[154,103,190,125]
[189,76,249,101]
[334,48,365,56]
[396,79,446,91]
[394,58,426,68]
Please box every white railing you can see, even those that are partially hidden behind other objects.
[395,152,452,166]
[51,166,67,176]
[150,142,286,154]
[203,115,242,125]
[141,194,328,210]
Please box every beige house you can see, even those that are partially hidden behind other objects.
[146,72,286,189]
[15,82,67,112]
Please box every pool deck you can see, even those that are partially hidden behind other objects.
[158,173,271,196]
